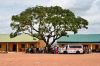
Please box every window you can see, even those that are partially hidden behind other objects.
[0,44,1,48]
[69,45,82,48]
[21,44,25,48]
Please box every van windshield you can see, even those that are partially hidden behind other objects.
[69,46,82,48]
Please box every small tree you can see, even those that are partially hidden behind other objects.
[10,6,88,52]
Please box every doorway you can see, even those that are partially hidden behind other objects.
[6,44,7,51]
[13,44,16,51]
[62,45,64,47]
[95,45,98,50]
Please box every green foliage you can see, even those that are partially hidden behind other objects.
[10,5,88,45]
[10,32,21,38]
[33,33,41,39]
[10,32,14,38]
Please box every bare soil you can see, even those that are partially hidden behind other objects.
[0,52,100,66]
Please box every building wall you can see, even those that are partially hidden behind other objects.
[7,42,39,51]
[0,43,6,51]
[57,43,100,50]
[0,40,45,51]
[38,40,45,47]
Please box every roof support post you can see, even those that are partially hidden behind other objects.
[17,43,18,52]
[27,43,28,48]
[37,43,38,47]
[7,43,9,52]
[91,44,92,50]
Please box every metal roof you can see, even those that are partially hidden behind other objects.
[0,34,10,42]
[57,34,100,43]
[0,34,38,42]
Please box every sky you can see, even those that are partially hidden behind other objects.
[0,0,100,35]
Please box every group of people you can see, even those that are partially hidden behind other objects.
[25,46,44,53]
[83,47,100,54]
[52,46,60,54]
[25,46,61,54]
[96,48,99,53]
[83,47,91,54]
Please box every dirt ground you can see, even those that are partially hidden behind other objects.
[0,52,100,66]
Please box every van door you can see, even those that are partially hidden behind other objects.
[68,45,72,53]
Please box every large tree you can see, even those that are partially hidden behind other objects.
[10,5,88,48]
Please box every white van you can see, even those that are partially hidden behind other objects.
[60,44,83,54]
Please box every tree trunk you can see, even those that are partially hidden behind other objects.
[46,44,51,53]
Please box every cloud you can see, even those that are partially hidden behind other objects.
[48,0,95,16]
[0,0,49,34]
[0,0,49,7]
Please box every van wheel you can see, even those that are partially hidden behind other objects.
[76,51,80,54]
[64,51,67,54]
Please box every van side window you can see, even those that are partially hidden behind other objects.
[77,46,82,48]
[69,46,73,48]
[69,46,82,48]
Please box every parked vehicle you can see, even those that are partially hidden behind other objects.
[60,44,83,54]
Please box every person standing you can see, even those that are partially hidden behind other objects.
[89,48,91,53]
[29,48,30,53]
[52,46,55,54]
[30,45,33,53]
[39,47,41,53]
[86,47,89,54]
[58,46,60,54]
[40,47,42,53]
[41,46,44,53]
[35,47,36,53]
[46,46,48,53]
[27,48,29,53]
[59,47,61,53]
[55,46,57,54]
[36,47,39,53]
[83,47,85,54]
[25,47,28,53]
[44,47,46,53]
[32,47,34,53]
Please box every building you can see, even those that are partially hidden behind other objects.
[0,34,45,52]
[57,34,100,51]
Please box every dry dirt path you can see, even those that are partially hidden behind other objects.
[0,52,100,66]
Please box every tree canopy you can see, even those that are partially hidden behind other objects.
[10,5,88,46]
